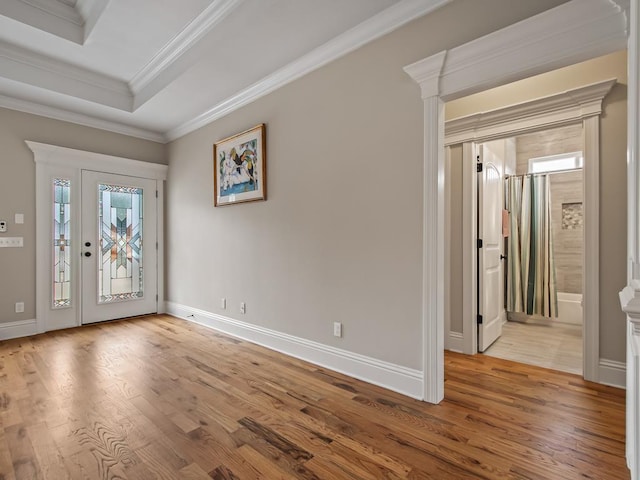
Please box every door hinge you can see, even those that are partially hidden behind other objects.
[156,241,158,249]
[155,190,158,198]
[477,314,483,325]
[477,239,483,249]
[477,162,483,173]
[156,294,158,301]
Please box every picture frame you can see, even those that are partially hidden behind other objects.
[213,124,266,206]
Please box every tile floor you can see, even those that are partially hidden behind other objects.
[483,321,583,375]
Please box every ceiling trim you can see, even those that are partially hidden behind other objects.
[0,40,133,110]
[166,0,453,141]
[129,0,243,108]
[0,0,84,44]
[79,0,110,42]
[0,93,165,143]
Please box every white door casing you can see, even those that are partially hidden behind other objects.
[477,142,504,352]
[29,142,167,332]
[81,171,158,324]
[403,0,627,403]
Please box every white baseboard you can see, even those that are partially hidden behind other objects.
[599,359,626,389]
[0,319,38,341]
[165,302,424,400]
[445,331,464,353]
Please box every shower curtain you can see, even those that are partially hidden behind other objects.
[506,174,558,318]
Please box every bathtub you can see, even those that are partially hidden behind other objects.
[507,292,583,325]
[556,292,583,325]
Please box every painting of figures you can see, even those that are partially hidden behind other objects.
[213,124,266,206]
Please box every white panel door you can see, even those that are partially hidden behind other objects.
[478,143,504,352]
[81,171,158,324]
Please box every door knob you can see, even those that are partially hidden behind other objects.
[84,252,91,257]
[500,254,507,260]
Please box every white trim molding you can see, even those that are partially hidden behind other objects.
[404,0,628,404]
[599,359,627,388]
[0,0,84,44]
[166,302,424,400]
[0,40,133,111]
[0,94,165,143]
[130,0,243,108]
[444,79,617,146]
[26,142,168,180]
[166,0,452,141]
[621,280,640,479]
[0,319,38,341]
[446,332,464,353]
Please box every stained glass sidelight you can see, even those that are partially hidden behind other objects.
[98,184,144,303]
[53,178,72,308]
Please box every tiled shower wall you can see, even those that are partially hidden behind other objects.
[515,124,583,294]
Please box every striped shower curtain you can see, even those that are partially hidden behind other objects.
[506,175,558,318]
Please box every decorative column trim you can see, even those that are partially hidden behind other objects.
[404,51,446,403]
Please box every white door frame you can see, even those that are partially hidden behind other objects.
[28,141,167,333]
[443,79,614,380]
[403,0,629,403]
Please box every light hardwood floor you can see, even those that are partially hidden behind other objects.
[0,315,627,479]
[483,321,582,375]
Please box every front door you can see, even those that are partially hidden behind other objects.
[81,171,158,324]
[478,142,504,352]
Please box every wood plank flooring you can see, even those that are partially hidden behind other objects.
[0,315,628,479]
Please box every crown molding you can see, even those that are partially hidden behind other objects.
[166,0,453,141]
[438,0,628,101]
[129,0,243,108]
[0,93,166,143]
[0,40,133,111]
[79,0,110,42]
[0,0,84,44]
[444,78,617,145]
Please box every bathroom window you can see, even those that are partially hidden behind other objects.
[528,151,583,174]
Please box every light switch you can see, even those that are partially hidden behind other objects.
[14,214,24,224]
[0,237,23,247]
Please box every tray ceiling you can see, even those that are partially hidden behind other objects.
[0,0,452,142]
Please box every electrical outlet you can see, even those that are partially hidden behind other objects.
[0,221,6,233]
[240,302,246,314]
[221,298,226,309]
[15,302,24,313]
[333,322,342,338]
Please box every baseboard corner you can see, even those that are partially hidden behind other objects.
[599,358,626,389]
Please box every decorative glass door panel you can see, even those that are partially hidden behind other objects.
[53,178,72,308]
[98,184,144,303]
[82,171,157,324]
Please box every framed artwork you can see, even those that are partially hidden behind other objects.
[213,124,266,206]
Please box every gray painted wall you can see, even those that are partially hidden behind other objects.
[0,107,166,324]
[166,0,570,370]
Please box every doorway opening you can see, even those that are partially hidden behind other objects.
[441,52,623,382]
[476,126,585,375]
